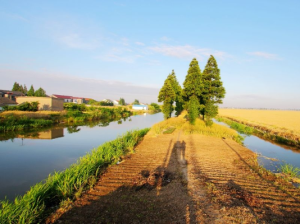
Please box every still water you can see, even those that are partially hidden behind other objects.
[0,113,164,201]
[214,119,300,172]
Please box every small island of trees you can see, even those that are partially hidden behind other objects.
[158,55,225,126]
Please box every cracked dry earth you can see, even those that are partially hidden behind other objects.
[48,131,300,224]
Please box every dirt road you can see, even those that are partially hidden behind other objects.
[48,130,300,223]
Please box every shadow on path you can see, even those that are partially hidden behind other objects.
[53,135,196,224]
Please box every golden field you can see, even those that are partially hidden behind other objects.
[0,110,62,118]
[219,109,300,137]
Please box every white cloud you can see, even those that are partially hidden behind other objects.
[58,33,99,50]
[148,45,229,60]
[247,51,281,60]
[135,42,145,46]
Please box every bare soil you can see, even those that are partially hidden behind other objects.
[47,130,300,224]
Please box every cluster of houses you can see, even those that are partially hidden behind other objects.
[0,89,148,111]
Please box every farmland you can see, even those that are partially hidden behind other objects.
[218,109,300,147]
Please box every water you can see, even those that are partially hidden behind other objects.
[214,119,300,173]
[0,113,164,201]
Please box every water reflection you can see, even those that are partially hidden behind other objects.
[0,113,164,201]
[214,119,300,173]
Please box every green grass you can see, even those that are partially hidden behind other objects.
[278,163,300,178]
[0,128,149,224]
[217,117,253,135]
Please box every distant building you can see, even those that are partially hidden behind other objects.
[0,97,17,110]
[0,89,25,101]
[16,96,64,111]
[52,94,87,104]
[113,100,119,105]
[132,105,148,110]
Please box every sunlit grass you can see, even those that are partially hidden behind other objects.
[148,111,243,143]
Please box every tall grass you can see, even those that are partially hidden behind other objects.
[0,128,149,224]
[217,117,253,135]
[0,114,53,132]
[278,163,300,178]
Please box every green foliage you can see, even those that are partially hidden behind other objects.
[167,70,183,116]
[217,117,253,135]
[119,98,125,105]
[132,99,140,105]
[0,114,53,132]
[34,87,47,97]
[12,82,27,94]
[278,163,300,178]
[99,101,113,106]
[27,85,35,96]
[64,103,87,111]
[201,55,226,120]
[187,95,200,125]
[0,128,149,224]
[182,58,204,124]
[158,78,176,120]
[148,102,161,113]
[3,101,39,112]
[87,99,97,105]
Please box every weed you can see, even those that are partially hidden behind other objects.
[278,163,300,178]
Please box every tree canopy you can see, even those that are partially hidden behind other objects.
[201,55,226,124]
[158,78,176,119]
[132,99,140,105]
[119,98,125,105]
[182,58,204,124]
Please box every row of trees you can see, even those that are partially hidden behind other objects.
[158,55,225,125]
[12,82,47,97]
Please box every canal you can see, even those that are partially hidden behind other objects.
[0,113,164,201]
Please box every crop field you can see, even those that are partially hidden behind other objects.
[219,109,300,137]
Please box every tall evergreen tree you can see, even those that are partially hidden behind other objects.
[201,55,226,125]
[12,82,21,91]
[119,98,125,105]
[182,58,204,124]
[167,70,183,116]
[27,85,35,96]
[132,99,140,105]
[158,79,176,120]
[23,85,28,95]
[34,87,46,97]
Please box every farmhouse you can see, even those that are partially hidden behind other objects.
[52,94,87,104]
[132,105,148,110]
[16,96,64,111]
[113,100,119,105]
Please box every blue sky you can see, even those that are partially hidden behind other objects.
[1,0,300,109]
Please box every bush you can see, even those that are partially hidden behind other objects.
[3,101,39,112]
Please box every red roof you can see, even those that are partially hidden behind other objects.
[52,94,73,99]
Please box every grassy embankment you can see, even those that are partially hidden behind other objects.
[0,105,132,133]
[0,128,149,224]
[218,109,300,148]
[149,111,244,143]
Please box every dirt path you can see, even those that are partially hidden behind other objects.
[48,131,300,223]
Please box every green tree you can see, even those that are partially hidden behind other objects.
[23,85,28,94]
[201,55,226,125]
[119,98,125,105]
[34,87,46,97]
[158,79,176,120]
[167,70,183,116]
[12,82,21,91]
[132,99,140,105]
[27,85,35,96]
[182,58,204,124]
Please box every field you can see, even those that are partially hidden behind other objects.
[219,109,300,144]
